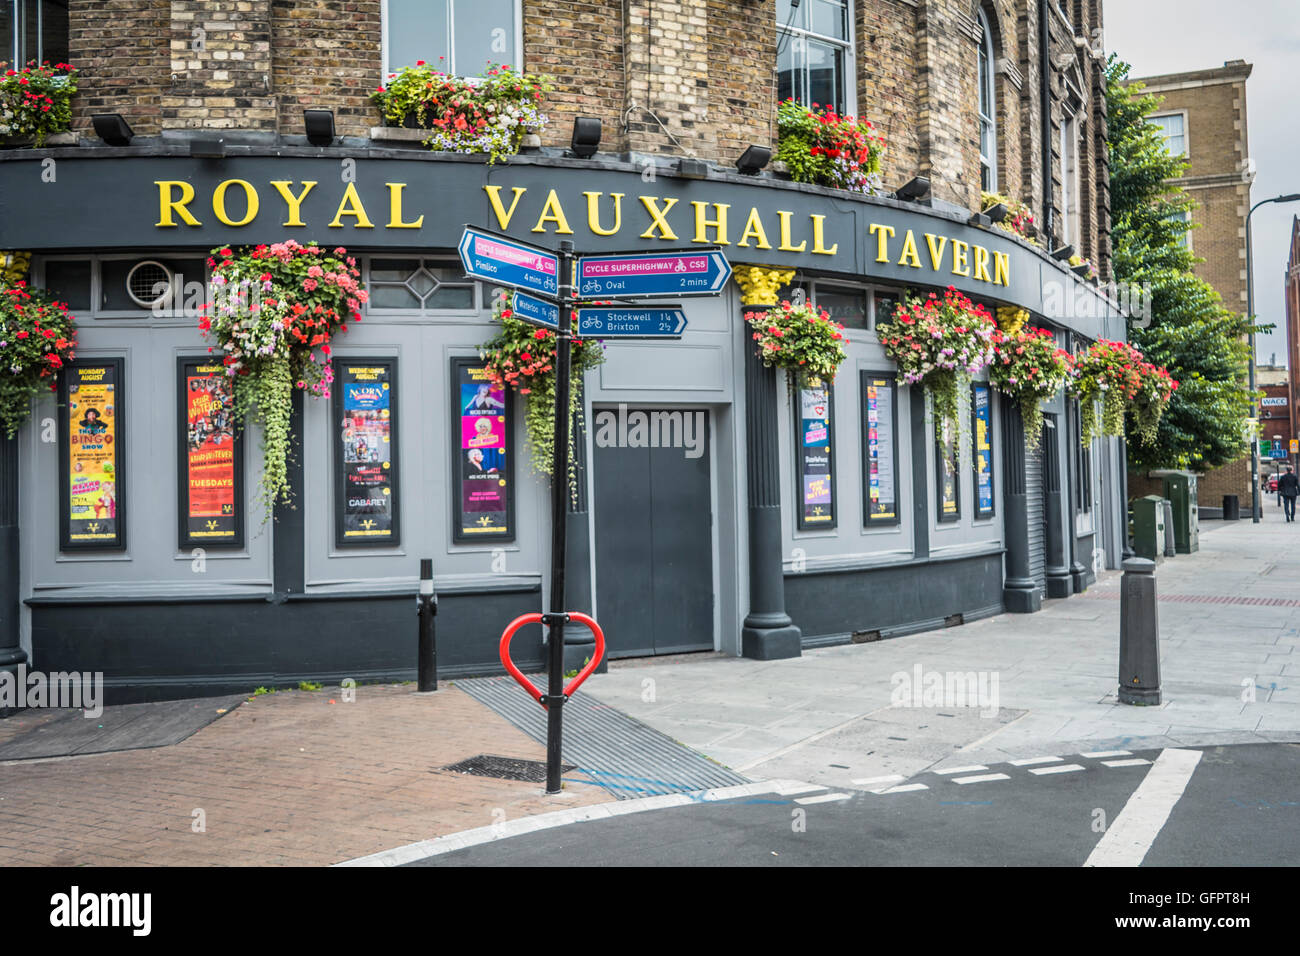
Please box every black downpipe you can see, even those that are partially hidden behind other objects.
[1039,0,1054,247]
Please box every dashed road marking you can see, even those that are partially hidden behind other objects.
[795,792,852,805]
[852,774,905,786]
[1080,750,1132,759]
[1029,763,1085,775]
[953,773,1010,785]
[1103,758,1153,768]
[772,782,827,796]
[1009,756,1064,767]
[876,783,929,794]
[934,765,989,775]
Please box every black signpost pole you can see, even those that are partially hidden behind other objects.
[543,239,575,794]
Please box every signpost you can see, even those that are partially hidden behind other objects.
[459,225,730,794]
[575,306,688,338]
[575,249,731,299]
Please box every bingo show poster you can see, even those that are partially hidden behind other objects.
[334,361,398,546]
[61,360,124,549]
[453,359,512,540]
[180,360,242,547]
[798,383,835,528]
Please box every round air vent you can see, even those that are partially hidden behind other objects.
[125,260,174,309]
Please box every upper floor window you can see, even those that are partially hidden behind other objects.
[977,8,998,192]
[1,0,69,68]
[1060,115,1080,245]
[1149,112,1186,156]
[382,0,519,78]
[777,0,854,116]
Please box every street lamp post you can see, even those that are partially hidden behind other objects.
[1246,193,1300,523]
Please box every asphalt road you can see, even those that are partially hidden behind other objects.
[408,743,1300,867]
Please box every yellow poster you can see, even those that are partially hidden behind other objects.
[65,363,122,546]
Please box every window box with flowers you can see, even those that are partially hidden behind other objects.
[370,62,553,165]
[0,62,78,147]
[875,288,998,442]
[774,99,887,195]
[1068,339,1177,448]
[199,241,368,515]
[981,191,1038,246]
[0,280,77,437]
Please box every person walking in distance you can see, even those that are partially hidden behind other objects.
[1279,466,1300,522]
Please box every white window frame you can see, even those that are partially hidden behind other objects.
[776,0,857,116]
[1060,115,1080,246]
[362,255,481,318]
[33,253,211,325]
[1149,110,1188,158]
[380,0,524,80]
[977,8,998,193]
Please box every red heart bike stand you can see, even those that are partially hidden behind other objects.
[498,611,606,707]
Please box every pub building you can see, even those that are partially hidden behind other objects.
[0,0,1127,702]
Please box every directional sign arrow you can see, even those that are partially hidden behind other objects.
[575,306,688,338]
[458,226,560,298]
[509,291,560,330]
[575,249,731,300]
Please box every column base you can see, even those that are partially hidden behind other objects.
[1119,686,1161,706]
[1045,570,1073,599]
[1070,562,1091,594]
[561,637,608,676]
[741,623,802,660]
[1003,580,1042,613]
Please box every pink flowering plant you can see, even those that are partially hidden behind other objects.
[876,287,998,440]
[981,191,1038,246]
[0,61,78,145]
[745,299,848,392]
[0,281,77,436]
[371,61,553,164]
[200,240,368,512]
[988,326,1074,452]
[776,99,886,195]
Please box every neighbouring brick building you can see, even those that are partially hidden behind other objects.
[1126,60,1255,513]
[1,1,1128,703]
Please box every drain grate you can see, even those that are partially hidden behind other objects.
[442,754,576,783]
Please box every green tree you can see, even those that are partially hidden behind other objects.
[1106,56,1255,472]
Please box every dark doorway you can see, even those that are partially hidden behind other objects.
[592,406,714,657]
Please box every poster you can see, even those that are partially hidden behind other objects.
[61,360,124,549]
[179,359,242,547]
[863,374,898,523]
[937,415,960,521]
[334,361,398,546]
[797,380,835,528]
[973,383,995,518]
[453,358,513,540]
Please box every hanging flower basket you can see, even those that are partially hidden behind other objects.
[200,241,368,514]
[370,62,553,165]
[0,281,77,437]
[1068,339,1177,447]
[745,298,848,393]
[988,326,1074,452]
[876,287,997,441]
[479,291,605,494]
[775,99,886,195]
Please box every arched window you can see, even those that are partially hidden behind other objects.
[977,8,998,192]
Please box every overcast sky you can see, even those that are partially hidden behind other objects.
[1106,0,1300,366]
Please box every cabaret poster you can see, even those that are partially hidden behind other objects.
[334,360,399,546]
[179,359,242,547]
[797,380,836,529]
[61,360,124,550]
[452,358,513,541]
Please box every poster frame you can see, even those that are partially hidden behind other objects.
[971,381,996,520]
[58,357,126,552]
[332,357,401,549]
[935,400,961,524]
[794,377,838,531]
[860,370,901,527]
[176,356,245,550]
[450,355,516,543]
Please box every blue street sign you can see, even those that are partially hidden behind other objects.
[575,249,731,299]
[458,226,560,297]
[510,291,560,330]
[576,306,688,338]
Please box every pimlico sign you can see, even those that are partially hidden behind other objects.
[0,151,1121,326]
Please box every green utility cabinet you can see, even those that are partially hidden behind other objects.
[1160,471,1199,554]
[1131,495,1166,561]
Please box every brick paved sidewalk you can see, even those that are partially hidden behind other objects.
[0,683,612,866]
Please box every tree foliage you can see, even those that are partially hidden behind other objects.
[1106,56,1255,472]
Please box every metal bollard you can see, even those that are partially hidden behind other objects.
[417,558,438,692]
[1118,558,1161,705]
[1161,499,1176,558]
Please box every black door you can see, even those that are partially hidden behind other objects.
[592,407,714,657]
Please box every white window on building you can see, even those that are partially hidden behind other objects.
[777,0,854,115]
[1061,116,1080,245]
[1166,208,1193,249]
[1149,112,1186,156]
[977,8,998,192]
[382,0,520,78]
[1,0,70,68]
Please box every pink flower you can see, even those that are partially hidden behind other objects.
[302,278,318,292]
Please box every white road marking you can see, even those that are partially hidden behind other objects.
[1103,758,1153,768]
[772,782,827,796]
[1029,763,1085,775]
[934,765,989,775]
[1009,756,1064,767]
[953,773,1010,785]
[1080,750,1133,758]
[876,783,929,794]
[1084,748,1203,868]
[794,792,852,805]
[852,774,905,786]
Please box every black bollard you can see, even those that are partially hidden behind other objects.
[417,558,438,692]
[1118,558,1160,705]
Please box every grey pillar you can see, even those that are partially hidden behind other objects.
[740,302,801,660]
[561,383,602,674]
[0,434,28,715]
[1001,404,1041,612]
[1043,416,1072,598]
[1065,394,1088,592]
[1118,557,1161,705]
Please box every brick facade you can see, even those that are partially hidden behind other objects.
[57,0,1108,272]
